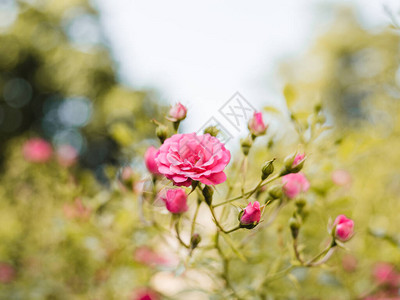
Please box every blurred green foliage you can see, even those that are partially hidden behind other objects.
[0,0,163,175]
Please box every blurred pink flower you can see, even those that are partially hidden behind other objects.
[333,214,354,242]
[248,112,267,136]
[63,198,91,220]
[373,263,400,287]
[23,138,52,163]
[131,288,159,300]
[342,254,358,272]
[155,133,231,186]
[134,246,175,268]
[0,263,15,283]
[56,144,78,167]
[168,102,187,122]
[332,169,352,186]
[145,146,161,175]
[282,173,310,199]
[240,201,261,226]
[159,188,188,214]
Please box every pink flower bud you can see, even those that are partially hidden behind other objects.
[56,144,78,167]
[23,138,52,163]
[168,102,187,122]
[333,214,354,242]
[0,263,15,283]
[282,172,310,199]
[248,112,267,136]
[145,146,161,175]
[240,201,261,227]
[292,153,305,167]
[160,188,188,214]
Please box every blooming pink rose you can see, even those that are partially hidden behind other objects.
[293,153,305,167]
[159,188,188,214]
[168,102,187,122]
[0,263,15,283]
[248,112,267,136]
[333,214,354,242]
[155,133,231,186]
[145,146,161,175]
[23,138,52,163]
[56,144,78,167]
[373,263,400,287]
[282,172,310,199]
[240,201,261,226]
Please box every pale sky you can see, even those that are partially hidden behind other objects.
[94,0,399,140]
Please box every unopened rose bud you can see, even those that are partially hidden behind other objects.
[248,112,267,138]
[239,201,261,229]
[202,185,214,206]
[190,233,201,250]
[332,214,354,242]
[144,146,161,175]
[168,102,187,122]
[282,153,305,175]
[268,185,283,200]
[295,198,307,210]
[289,217,301,239]
[261,159,275,180]
[156,124,169,144]
[159,188,188,214]
[203,125,219,137]
[240,137,253,156]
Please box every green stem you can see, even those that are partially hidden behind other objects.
[212,174,281,208]
[215,232,243,300]
[208,204,230,233]
[190,201,201,237]
[175,216,189,249]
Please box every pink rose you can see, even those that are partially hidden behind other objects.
[168,102,187,122]
[333,214,354,242]
[145,146,161,175]
[293,153,305,167]
[248,112,267,136]
[23,138,52,163]
[282,172,310,199]
[155,133,231,186]
[240,201,261,227]
[56,144,78,167]
[159,188,188,214]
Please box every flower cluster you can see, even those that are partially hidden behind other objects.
[136,103,357,298]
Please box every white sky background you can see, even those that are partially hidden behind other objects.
[94,0,400,140]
